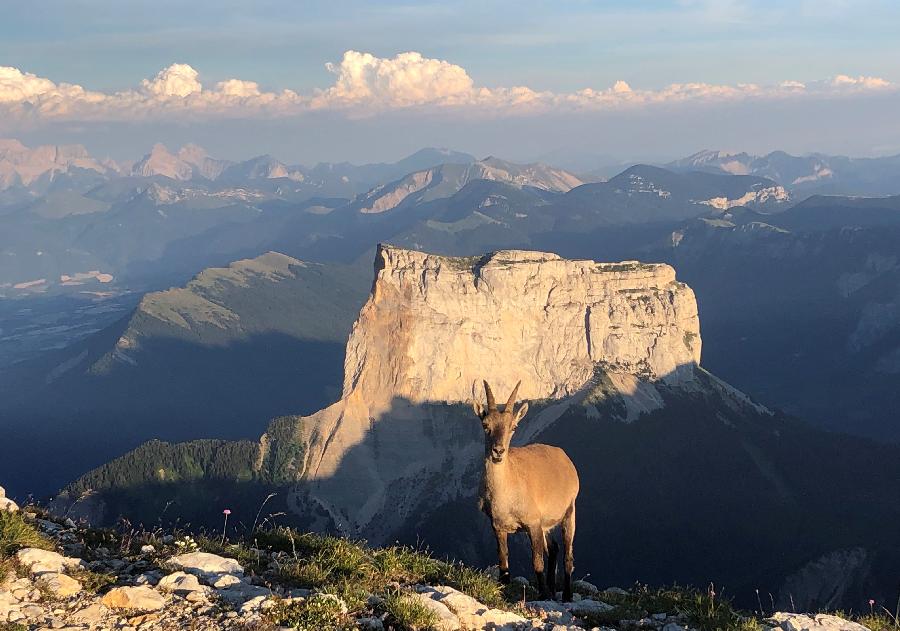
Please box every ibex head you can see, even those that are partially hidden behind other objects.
[473,380,529,464]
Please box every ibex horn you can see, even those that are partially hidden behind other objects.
[505,381,521,412]
[484,380,497,411]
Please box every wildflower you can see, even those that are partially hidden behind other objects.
[221,508,232,545]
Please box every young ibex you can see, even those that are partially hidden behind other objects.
[473,380,580,601]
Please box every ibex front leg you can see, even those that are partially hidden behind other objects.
[494,526,510,584]
[527,524,549,599]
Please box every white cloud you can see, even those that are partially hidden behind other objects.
[0,66,59,102]
[0,52,894,129]
[141,63,202,97]
[215,79,262,97]
[318,50,475,107]
[831,74,891,89]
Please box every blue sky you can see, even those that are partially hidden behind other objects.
[2,1,899,164]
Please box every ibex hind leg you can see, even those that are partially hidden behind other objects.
[545,532,559,599]
[561,503,576,602]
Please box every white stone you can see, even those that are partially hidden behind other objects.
[168,552,243,580]
[37,573,82,598]
[768,612,872,631]
[139,545,155,554]
[211,574,242,589]
[157,572,207,596]
[216,582,270,605]
[409,591,460,631]
[16,548,83,575]
[418,585,526,629]
[0,497,18,513]
[571,598,614,617]
[100,586,166,612]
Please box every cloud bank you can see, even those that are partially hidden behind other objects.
[0,50,893,128]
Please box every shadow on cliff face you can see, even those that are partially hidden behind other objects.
[298,364,900,611]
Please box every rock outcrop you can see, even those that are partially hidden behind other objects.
[0,485,18,513]
[296,245,702,540]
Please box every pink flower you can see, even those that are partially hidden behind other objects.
[869,599,875,606]
[223,509,232,515]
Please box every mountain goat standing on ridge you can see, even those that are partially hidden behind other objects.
[473,380,580,601]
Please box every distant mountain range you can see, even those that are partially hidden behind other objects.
[667,149,900,196]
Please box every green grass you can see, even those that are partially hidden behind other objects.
[0,623,29,631]
[858,613,900,631]
[579,583,760,631]
[382,589,439,630]
[69,567,117,593]
[265,594,355,630]
[0,510,53,559]
[251,527,504,612]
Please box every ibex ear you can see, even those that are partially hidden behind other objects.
[512,402,529,426]
[472,399,486,419]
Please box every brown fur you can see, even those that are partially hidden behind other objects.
[473,380,580,600]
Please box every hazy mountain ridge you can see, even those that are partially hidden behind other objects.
[669,149,900,196]
[351,157,582,215]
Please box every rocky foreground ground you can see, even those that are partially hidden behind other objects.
[0,486,887,631]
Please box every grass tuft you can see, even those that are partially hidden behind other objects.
[0,510,53,559]
[858,613,900,631]
[382,589,439,630]
[266,594,354,631]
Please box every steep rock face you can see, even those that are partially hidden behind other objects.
[297,245,701,539]
[344,245,700,409]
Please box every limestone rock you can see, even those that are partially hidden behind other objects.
[100,586,166,612]
[157,571,207,596]
[409,591,460,631]
[417,585,526,629]
[36,572,82,598]
[345,245,699,408]
[168,552,243,580]
[0,485,18,513]
[767,613,873,631]
[215,582,270,605]
[16,548,84,575]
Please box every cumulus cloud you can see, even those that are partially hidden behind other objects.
[141,63,202,97]
[0,66,59,102]
[0,51,894,129]
[319,50,474,107]
[215,79,262,97]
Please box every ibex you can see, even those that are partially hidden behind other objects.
[473,380,580,601]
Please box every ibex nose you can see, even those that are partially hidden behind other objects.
[491,447,506,460]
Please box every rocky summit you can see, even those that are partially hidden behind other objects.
[0,506,882,631]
